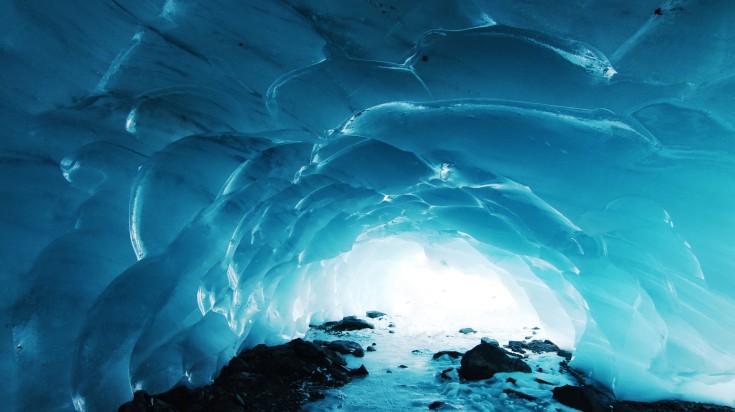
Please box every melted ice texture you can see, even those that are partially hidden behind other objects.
[2,1,735,410]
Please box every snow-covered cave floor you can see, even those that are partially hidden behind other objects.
[304,313,578,411]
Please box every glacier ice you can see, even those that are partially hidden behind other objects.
[2,0,735,410]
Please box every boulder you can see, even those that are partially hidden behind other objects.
[506,339,561,355]
[528,339,560,353]
[458,340,531,381]
[481,337,499,346]
[319,340,365,357]
[433,350,463,360]
[318,315,374,332]
[506,340,528,354]
[117,338,358,412]
[552,385,611,412]
[349,365,369,376]
[366,310,387,318]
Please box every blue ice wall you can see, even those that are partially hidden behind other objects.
[1,1,734,410]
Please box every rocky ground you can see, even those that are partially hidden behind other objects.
[119,313,735,412]
[117,337,367,412]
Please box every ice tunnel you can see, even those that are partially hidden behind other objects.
[2,1,735,410]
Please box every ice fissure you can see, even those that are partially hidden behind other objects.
[2,1,735,411]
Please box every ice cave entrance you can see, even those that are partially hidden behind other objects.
[314,236,575,348]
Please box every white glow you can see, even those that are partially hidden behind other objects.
[386,251,521,327]
[320,236,551,341]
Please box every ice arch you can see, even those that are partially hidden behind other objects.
[2,1,735,411]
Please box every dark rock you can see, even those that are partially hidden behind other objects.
[429,401,446,410]
[292,339,337,366]
[118,338,358,412]
[432,350,463,360]
[612,400,735,411]
[319,340,365,357]
[558,361,587,386]
[154,387,199,411]
[557,349,573,361]
[459,327,476,334]
[506,340,528,354]
[534,377,553,385]
[505,351,526,360]
[320,316,374,332]
[398,364,408,369]
[366,310,387,318]
[367,345,376,352]
[254,338,343,378]
[551,367,733,412]
[529,339,560,353]
[440,368,455,380]
[388,322,395,328]
[503,389,537,401]
[552,385,612,412]
[222,356,248,373]
[118,391,178,412]
[459,340,532,381]
[506,339,562,356]
[349,365,369,376]
[481,338,499,347]
[506,377,517,385]
[233,393,245,405]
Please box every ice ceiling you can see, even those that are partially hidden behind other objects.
[2,0,735,411]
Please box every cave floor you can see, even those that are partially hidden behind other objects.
[303,313,578,411]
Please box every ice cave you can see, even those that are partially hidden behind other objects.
[2,1,735,411]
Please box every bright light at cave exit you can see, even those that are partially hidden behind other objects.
[326,236,555,343]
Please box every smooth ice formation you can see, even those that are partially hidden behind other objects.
[2,1,735,410]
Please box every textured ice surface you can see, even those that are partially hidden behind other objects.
[2,1,735,410]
